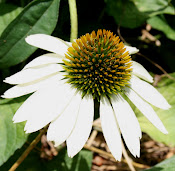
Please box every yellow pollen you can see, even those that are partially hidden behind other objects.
[75,58,79,62]
[72,42,80,51]
[65,54,75,61]
[76,63,81,67]
[80,58,84,62]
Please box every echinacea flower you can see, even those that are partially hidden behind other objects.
[2,29,170,160]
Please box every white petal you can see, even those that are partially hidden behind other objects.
[112,94,141,157]
[100,97,122,161]
[132,61,153,83]
[130,76,171,110]
[24,53,64,69]
[13,83,76,133]
[4,64,63,85]
[125,88,168,134]
[64,41,72,47]
[125,45,139,55]
[67,97,94,158]
[47,93,82,145]
[25,34,68,56]
[2,73,63,98]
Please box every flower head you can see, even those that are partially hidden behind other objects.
[2,29,170,160]
[63,30,132,99]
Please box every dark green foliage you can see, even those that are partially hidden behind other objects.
[0,0,60,68]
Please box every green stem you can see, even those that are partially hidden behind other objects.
[68,0,78,42]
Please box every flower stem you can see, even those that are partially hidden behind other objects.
[68,0,78,42]
[9,125,48,171]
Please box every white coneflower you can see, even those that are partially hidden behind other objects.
[2,29,170,160]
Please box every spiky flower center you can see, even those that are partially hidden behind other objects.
[63,29,132,99]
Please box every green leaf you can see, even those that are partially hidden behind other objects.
[0,0,60,69]
[105,0,147,28]
[105,0,175,28]
[133,0,171,13]
[146,155,175,171]
[134,0,175,16]
[0,97,28,166]
[0,148,93,171]
[147,15,175,41]
[149,5,175,16]
[147,16,175,40]
[45,149,93,171]
[136,73,175,146]
[0,3,23,35]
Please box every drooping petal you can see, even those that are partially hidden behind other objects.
[125,45,139,55]
[4,64,63,85]
[24,53,64,69]
[47,93,82,146]
[130,75,171,110]
[100,97,122,161]
[2,73,63,98]
[112,94,141,157]
[13,83,76,133]
[67,97,94,158]
[132,61,153,83]
[125,88,168,134]
[25,34,69,56]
